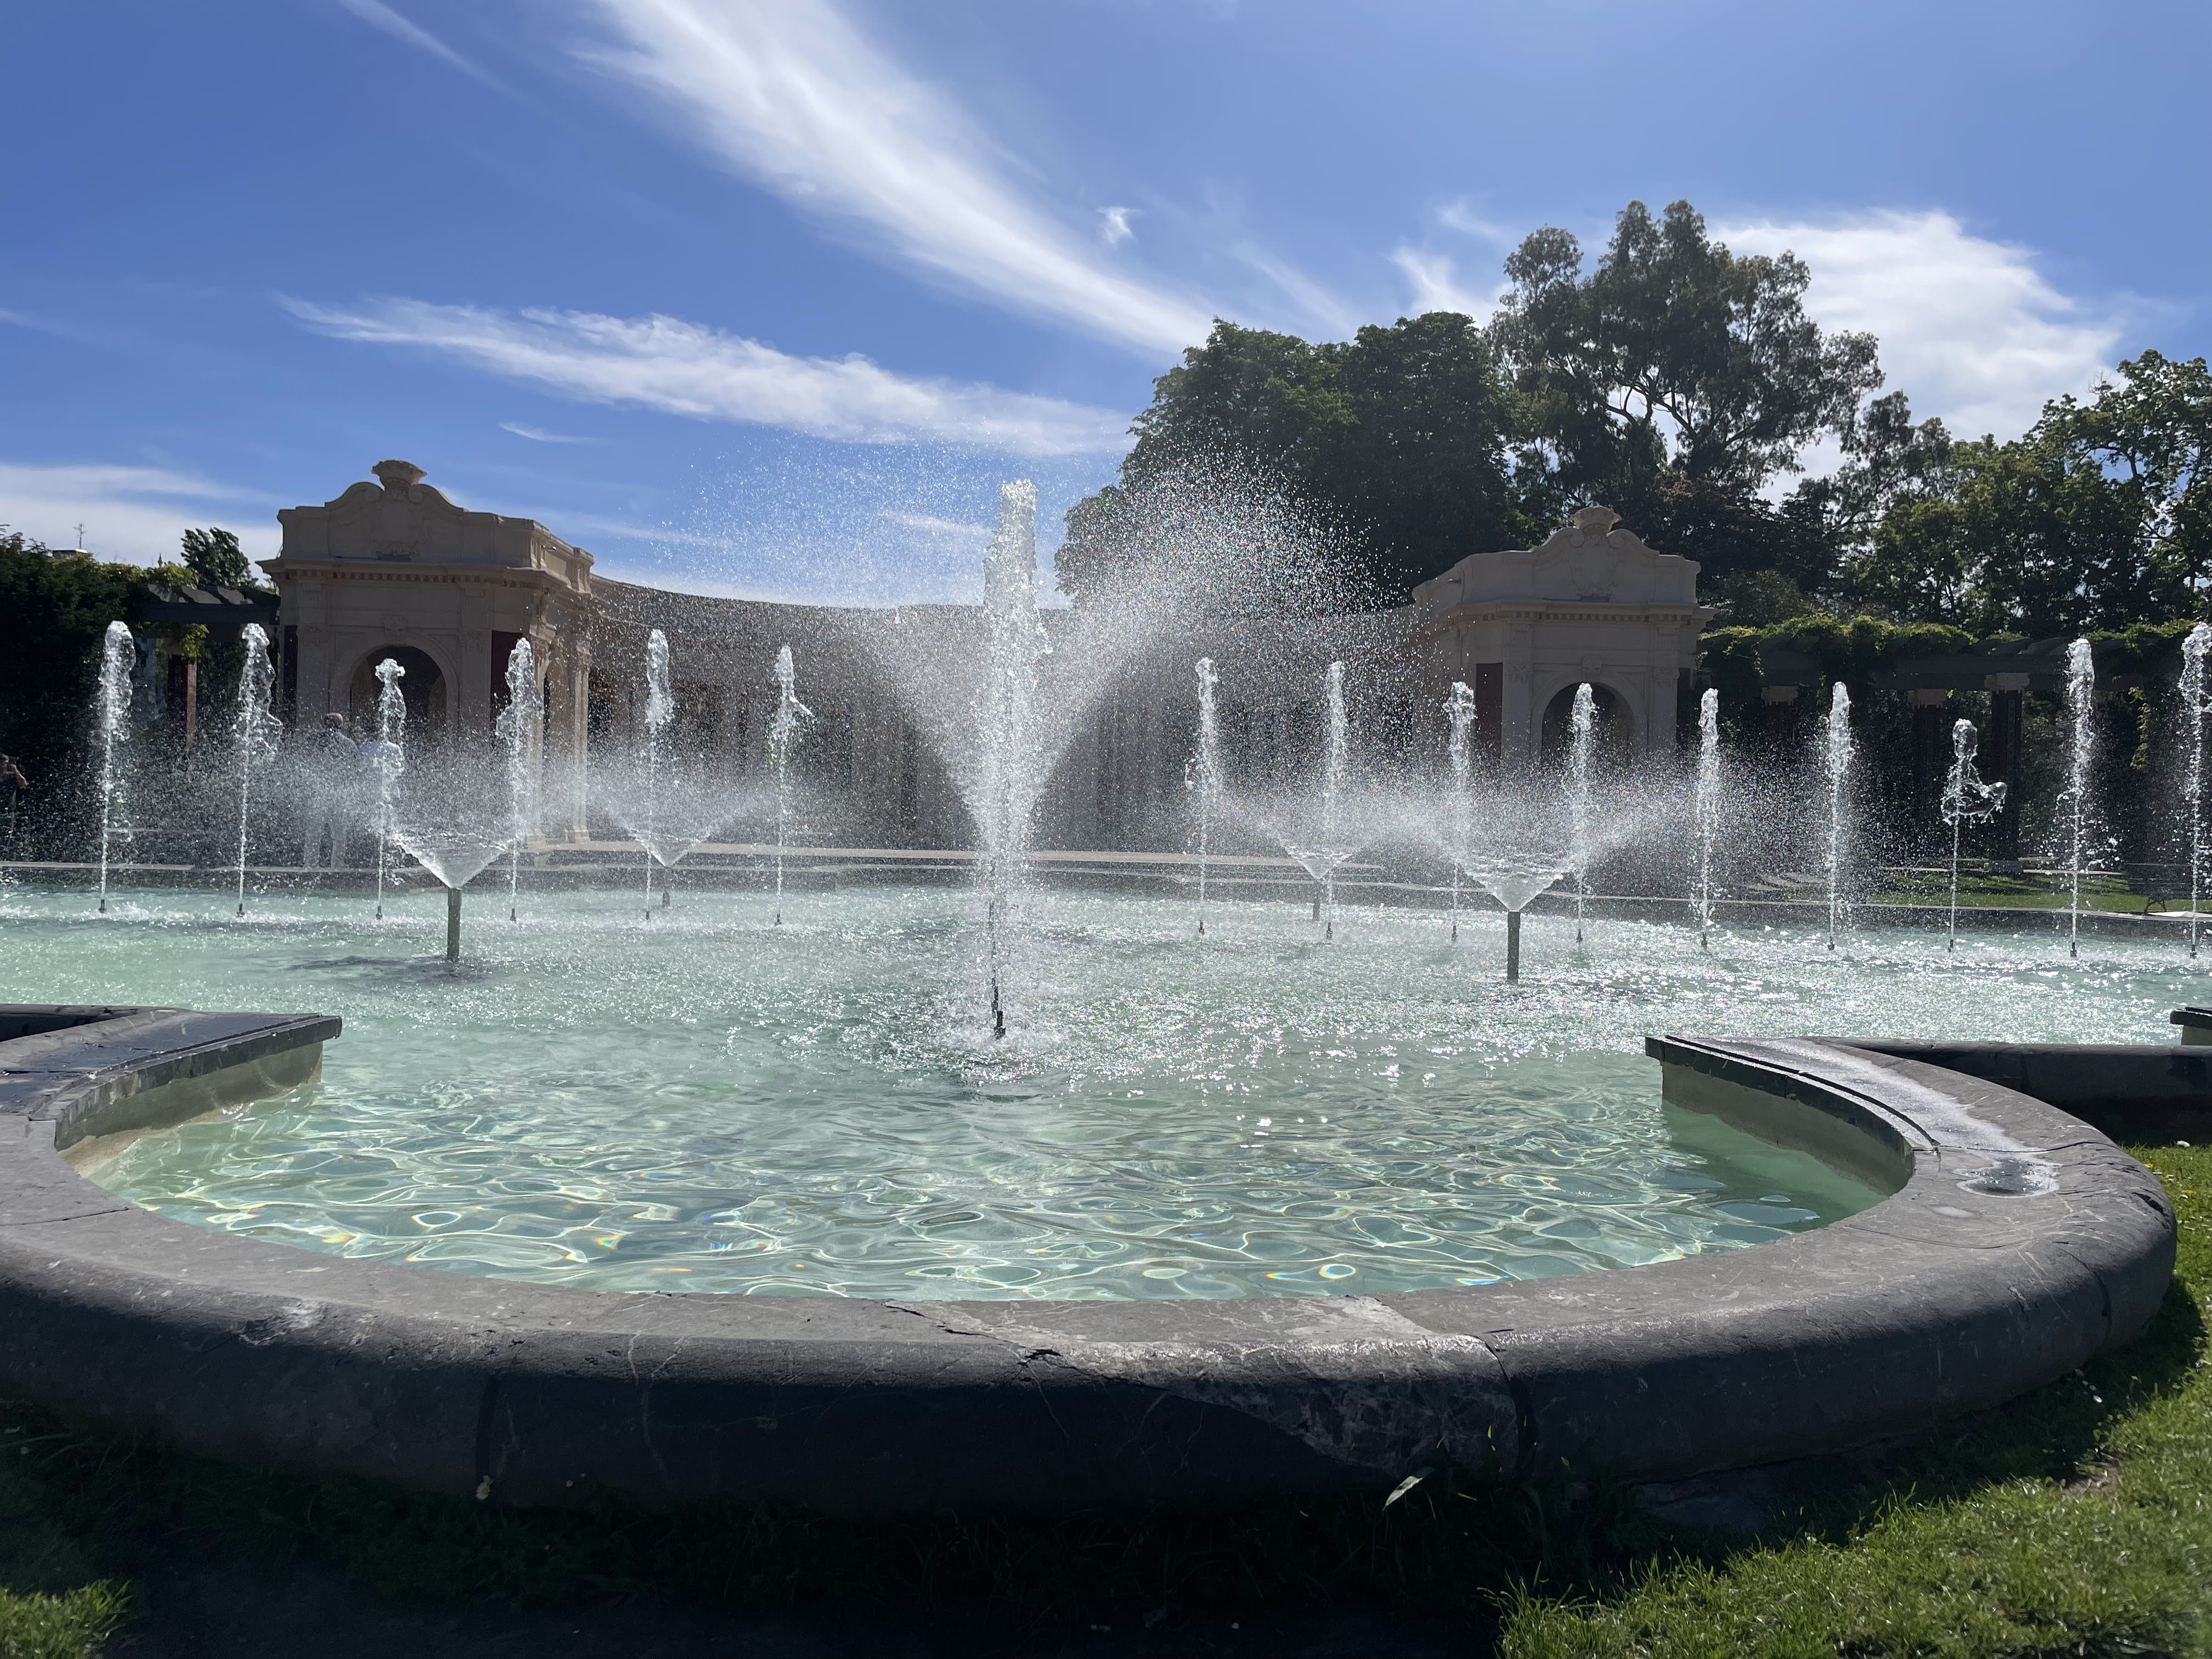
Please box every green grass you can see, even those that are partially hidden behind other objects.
[2,1148,2209,1655]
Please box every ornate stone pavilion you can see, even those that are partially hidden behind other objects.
[1409,506,1712,764]
[261,463,1709,849]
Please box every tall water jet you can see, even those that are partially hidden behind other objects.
[93,621,133,914]
[1693,687,1720,950]
[1189,657,1223,936]
[768,643,812,926]
[230,623,279,917]
[1316,663,1351,938]
[495,638,539,923]
[641,629,674,920]
[1567,683,1596,944]
[2064,637,2096,958]
[370,659,406,921]
[1939,718,2006,953]
[2182,623,2212,959]
[976,481,1048,1039]
[1822,682,1854,950]
[1446,681,1475,943]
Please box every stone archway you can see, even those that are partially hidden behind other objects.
[347,646,447,739]
[1538,681,1635,765]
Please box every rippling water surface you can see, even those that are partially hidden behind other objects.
[0,879,2192,1299]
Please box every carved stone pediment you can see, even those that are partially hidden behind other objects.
[1412,507,1703,614]
[273,460,594,594]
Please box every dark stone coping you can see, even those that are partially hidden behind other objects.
[0,1011,2176,1516]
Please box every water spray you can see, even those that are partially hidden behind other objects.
[1823,684,1854,950]
[1939,718,2006,953]
[93,622,133,915]
[642,629,674,922]
[1693,689,1720,951]
[768,643,812,926]
[371,659,405,921]
[496,639,539,924]
[2064,639,2095,959]
[1446,682,1474,943]
[1190,658,1222,937]
[231,624,278,917]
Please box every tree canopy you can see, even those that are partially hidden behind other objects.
[1058,311,1537,603]
[177,526,257,591]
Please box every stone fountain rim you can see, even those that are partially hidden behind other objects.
[0,1004,2175,1516]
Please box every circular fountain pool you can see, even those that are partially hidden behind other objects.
[0,881,2191,1300]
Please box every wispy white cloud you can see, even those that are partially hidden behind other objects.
[1434,199,1517,245]
[499,421,603,444]
[0,462,274,566]
[570,0,1213,355]
[333,0,502,87]
[285,296,1135,456]
[881,510,991,537]
[1098,206,1136,247]
[1233,244,1362,340]
[1388,248,1497,322]
[1719,210,2124,440]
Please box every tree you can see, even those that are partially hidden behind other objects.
[1059,313,1535,604]
[178,526,256,591]
[1490,200,1882,594]
[0,532,143,853]
[1851,353,2212,635]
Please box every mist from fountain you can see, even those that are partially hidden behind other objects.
[641,628,675,919]
[768,643,812,927]
[1446,680,1475,944]
[975,482,1049,1037]
[2064,637,2096,958]
[230,623,279,917]
[2181,624,2211,959]
[1568,683,1596,944]
[1188,657,1222,937]
[370,659,406,921]
[1693,688,1720,950]
[495,639,539,923]
[1822,682,1854,950]
[1939,718,2006,952]
[93,621,133,915]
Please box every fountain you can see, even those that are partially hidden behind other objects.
[1445,681,1475,943]
[1276,661,1359,939]
[229,624,279,918]
[1822,682,1854,950]
[2064,637,2096,958]
[768,644,812,926]
[370,659,405,922]
[1188,657,1222,936]
[1567,683,1596,944]
[1692,687,1720,950]
[494,639,540,923]
[975,482,1049,1038]
[92,621,133,915]
[2182,623,2212,958]
[641,629,675,919]
[1939,718,2007,952]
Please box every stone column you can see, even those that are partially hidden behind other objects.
[1909,690,1952,837]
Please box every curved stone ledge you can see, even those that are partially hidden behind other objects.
[0,1011,2176,1515]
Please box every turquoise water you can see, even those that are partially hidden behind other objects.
[0,879,2192,1300]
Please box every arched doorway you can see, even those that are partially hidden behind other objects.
[1538,682,1634,765]
[348,646,446,740]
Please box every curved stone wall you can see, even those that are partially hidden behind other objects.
[0,1009,2175,1514]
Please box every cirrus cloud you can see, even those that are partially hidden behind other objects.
[284,296,1134,456]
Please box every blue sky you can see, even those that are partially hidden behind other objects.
[2,0,2205,603]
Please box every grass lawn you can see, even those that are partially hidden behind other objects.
[2,1146,2208,1657]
